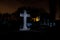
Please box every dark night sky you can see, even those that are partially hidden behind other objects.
[0,0,49,13]
[0,0,59,20]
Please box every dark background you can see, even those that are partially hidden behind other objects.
[0,0,59,20]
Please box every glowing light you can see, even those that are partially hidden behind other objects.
[35,17,40,22]
[32,16,40,22]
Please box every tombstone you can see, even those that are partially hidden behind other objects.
[19,10,31,31]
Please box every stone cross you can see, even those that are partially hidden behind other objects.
[19,10,30,31]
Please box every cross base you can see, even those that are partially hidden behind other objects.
[19,28,30,31]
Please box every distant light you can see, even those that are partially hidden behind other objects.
[35,17,40,22]
[32,16,40,22]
